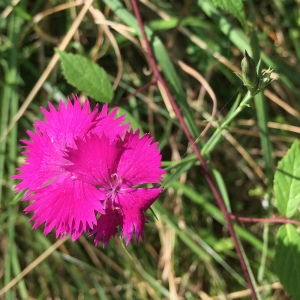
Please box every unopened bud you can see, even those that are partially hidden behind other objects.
[241,50,259,90]
[235,50,276,96]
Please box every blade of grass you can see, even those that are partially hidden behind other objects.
[235,233,262,300]
[170,181,274,257]
[0,238,67,297]
[258,223,270,283]
[91,277,109,300]
[154,201,247,287]
[163,160,195,188]
[3,2,27,298]
[211,167,231,213]
[11,243,28,300]
[4,207,13,300]
[116,240,171,299]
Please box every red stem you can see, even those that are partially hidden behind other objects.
[230,215,300,226]
[131,1,258,299]
[119,80,156,105]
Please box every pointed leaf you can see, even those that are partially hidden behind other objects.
[274,141,300,217]
[206,0,247,30]
[275,224,300,299]
[57,50,113,103]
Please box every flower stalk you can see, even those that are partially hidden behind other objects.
[131,1,262,299]
[203,51,276,155]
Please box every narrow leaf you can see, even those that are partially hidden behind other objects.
[206,0,247,30]
[56,50,113,103]
[274,141,300,217]
[275,224,300,299]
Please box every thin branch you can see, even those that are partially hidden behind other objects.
[119,80,156,105]
[230,215,300,226]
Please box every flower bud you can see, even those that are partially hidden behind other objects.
[241,50,259,90]
[235,50,276,96]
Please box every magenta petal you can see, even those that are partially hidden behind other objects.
[36,95,98,149]
[92,201,123,247]
[12,130,63,195]
[13,94,165,247]
[93,106,129,140]
[25,174,105,241]
[65,133,125,186]
[117,130,165,186]
[118,187,163,245]
[13,96,99,195]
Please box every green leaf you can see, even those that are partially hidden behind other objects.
[152,37,199,139]
[274,141,300,217]
[163,160,195,188]
[206,0,247,30]
[56,50,113,103]
[13,6,32,21]
[275,224,300,299]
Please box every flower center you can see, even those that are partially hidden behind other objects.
[104,173,124,206]
[104,173,129,213]
[109,173,122,193]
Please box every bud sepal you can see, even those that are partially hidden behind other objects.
[235,50,276,96]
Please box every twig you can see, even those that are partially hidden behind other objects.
[119,80,156,105]
[230,214,300,226]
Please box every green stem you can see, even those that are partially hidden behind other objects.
[202,91,252,155]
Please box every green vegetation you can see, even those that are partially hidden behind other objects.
[1,0,300,299]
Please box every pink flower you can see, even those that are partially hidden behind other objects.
[13,95,128,241]
[65,130,165,246]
